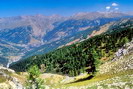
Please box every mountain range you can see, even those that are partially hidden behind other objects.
[0,12,133,66]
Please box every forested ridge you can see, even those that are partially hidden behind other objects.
[10,23,133,76]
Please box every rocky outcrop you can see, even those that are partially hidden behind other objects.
[113,39,133,61]
[0,67,24,89]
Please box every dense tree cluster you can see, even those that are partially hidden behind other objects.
[10,26,133,76]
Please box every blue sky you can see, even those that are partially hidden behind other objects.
[0,0,132,17]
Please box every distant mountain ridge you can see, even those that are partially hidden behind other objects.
[0,12,132,66]
[71,12,130,20]
[0,15,65,45]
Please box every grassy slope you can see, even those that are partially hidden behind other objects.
[50,52,133,89]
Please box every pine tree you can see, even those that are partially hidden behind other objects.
[91,48,101,75]
[121,37,129,45]
[26,65,45,89]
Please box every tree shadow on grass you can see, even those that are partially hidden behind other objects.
[68,75,94,84]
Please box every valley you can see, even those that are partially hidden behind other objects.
[0,12,132,66]
[0,0,133,89]
[0,12,133,89]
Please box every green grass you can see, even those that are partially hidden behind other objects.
[52,69,133,89]
[0,69,12,83]
[0,75,6,83]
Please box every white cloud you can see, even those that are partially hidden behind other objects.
[115,8,119,10]
[106,6,111,10]
[112,3,118,6]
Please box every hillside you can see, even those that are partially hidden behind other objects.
[58,42,133,89]
[1,46,133,89]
